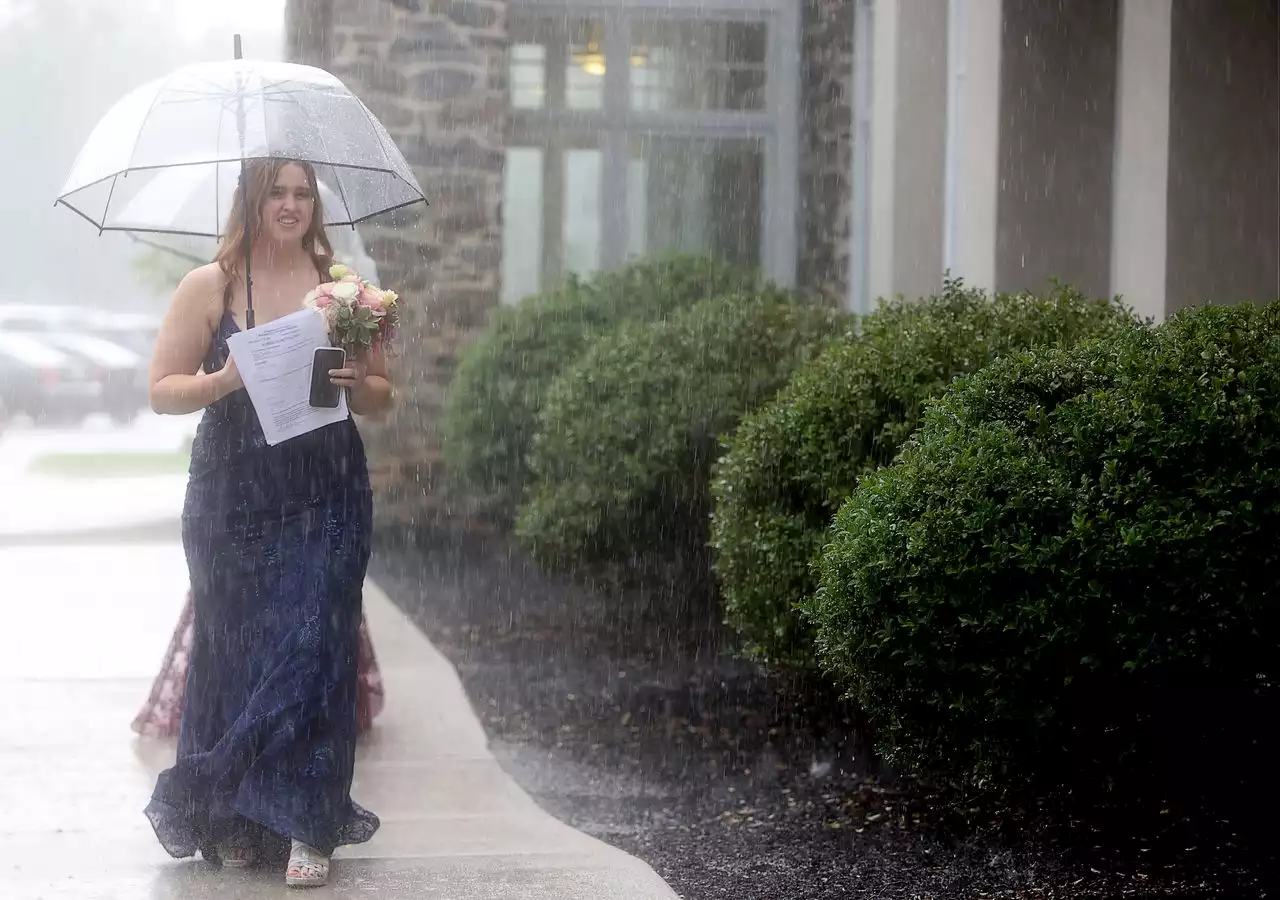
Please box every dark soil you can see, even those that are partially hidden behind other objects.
[370,528,1271,900]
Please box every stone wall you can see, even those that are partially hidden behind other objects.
[797,0,854,306]
[287,0,509,531]
[286,0,858,527]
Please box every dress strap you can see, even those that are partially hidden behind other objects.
[218,255,329,320]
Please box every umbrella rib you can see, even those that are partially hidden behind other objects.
[60,159,425,207]
[346,194,428,226]
[214,98,227,239]
[117,158,414,178]
[126,233,209,265]
[350,96,399,178]
[307,116,357,227]
[160,80,335,106]
[158,91,309,107]
[98,225,223,239]
[62,193,426,237]
[54,197,109,232]
[99,174,121,235]
[122,73,175,185]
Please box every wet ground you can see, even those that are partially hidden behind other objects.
[372,529,1272,900]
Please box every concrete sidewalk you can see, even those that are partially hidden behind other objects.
[0,474,190,541]
[0,540,680,899]
[0,417,195,542]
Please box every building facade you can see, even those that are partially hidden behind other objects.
[285,0,1278,524]
[860,0,1279,322]
[285,0,853,525]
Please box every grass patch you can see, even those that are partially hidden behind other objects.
[27,450,191,479]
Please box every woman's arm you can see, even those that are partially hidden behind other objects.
[337,343,394,419]
[149,265,241,416]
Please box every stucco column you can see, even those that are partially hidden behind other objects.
[1111,0,1172,322]
[866,0,948,305]
[942,0,1001,293]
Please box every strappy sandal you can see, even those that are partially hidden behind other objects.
[217,837,257,868]
[285,839,330,888]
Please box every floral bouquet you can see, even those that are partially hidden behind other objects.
[304,264,400,357]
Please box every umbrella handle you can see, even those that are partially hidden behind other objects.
[234,34,254,329]
[241,157,255,330]
[244,226,255,329]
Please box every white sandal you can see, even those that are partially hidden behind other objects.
[285,839,330,888]
[219,847,256,868]
[217,838,257,868]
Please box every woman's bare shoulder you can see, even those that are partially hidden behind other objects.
[177,263,227,296]
[164,264,226,333]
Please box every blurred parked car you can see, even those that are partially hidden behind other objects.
[76,309,161,359]
[0,332,102,426]
[0,305,156,424]
[35,331,147,423]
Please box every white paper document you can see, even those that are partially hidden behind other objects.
[225,308,349,446]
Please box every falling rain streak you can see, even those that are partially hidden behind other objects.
[0,1,1277,898]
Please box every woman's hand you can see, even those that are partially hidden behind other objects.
[150,265,244,416]
[338,347,393,419]
[328,357,367,391]
[214,354,243,396]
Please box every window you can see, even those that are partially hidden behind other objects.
[510,44,546,110]
[628,136,763,268]
[503,1,799,302]
[631,20,768,112]
[501,147,544,304]
[508,16,606,111]
[563,148,603,275]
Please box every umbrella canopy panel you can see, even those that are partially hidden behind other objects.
[125,177,384,285]
[57,60,424,236]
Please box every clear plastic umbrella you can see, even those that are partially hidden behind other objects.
[56,37,424,326]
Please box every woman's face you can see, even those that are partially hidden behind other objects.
[260,163,315,245]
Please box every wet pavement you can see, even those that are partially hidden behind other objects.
[0,434,679,899]
[0,414,194,540]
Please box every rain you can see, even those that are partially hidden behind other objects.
[0,0,1277,898]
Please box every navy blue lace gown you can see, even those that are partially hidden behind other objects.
[145,310,379,860]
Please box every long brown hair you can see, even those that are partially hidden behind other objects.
[213,158,334,294]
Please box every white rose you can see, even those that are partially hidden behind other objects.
[331,282,359,302]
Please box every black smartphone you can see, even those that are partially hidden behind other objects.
[309,347,346,408]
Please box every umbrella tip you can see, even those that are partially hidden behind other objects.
[234,34,243,59]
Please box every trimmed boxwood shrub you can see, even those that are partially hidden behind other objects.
[711,279,1137,668]
[807,301,1280,811]
[515,288,848,578]
[442,255,760,516]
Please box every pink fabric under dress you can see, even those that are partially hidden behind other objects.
[132,591,386,738]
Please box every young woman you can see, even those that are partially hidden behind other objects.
[143,158,390,887]
[131,590,385,739]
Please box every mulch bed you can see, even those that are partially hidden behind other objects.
[371,528,1270,899]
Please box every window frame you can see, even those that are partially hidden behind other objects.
[505,0,800,294]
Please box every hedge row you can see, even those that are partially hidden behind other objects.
[515,287,846,575]
[441,254,760,517]
[444,254,1280,818]
[808,301,1280,814]
[710,279,1139,668]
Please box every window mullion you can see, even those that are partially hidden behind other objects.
[600,10,630,269]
